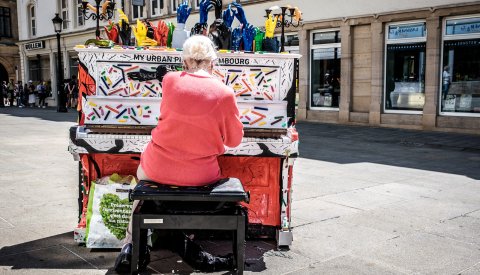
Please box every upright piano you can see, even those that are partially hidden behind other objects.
[68,46,300,246]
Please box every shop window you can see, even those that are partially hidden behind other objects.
[441,16,480,115]
[275,33,299,53]
[384,22,426,112]
[29,6,36,36]
[310,30,341,109]
[151,0,164,16]
[28,56,50,82]
[61,0,68,29]
[0,7,11,38]
[76,0,84,27]
[69,56,79,81]
[132,1,146,19]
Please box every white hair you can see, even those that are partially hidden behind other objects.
[182,35,217,62]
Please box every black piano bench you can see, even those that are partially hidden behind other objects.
[129,178,249,274]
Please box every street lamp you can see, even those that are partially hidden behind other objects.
[81,0,116,39]
[52,13,67,113]
[265,6,302,52]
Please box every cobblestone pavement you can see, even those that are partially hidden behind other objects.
[0,107,479,274]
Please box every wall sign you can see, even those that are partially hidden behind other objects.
[388,23,426,40]
[132,0,145,6]
[25,41,45,50]
[446,17,480,35]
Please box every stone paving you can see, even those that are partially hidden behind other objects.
[0,106,479,274]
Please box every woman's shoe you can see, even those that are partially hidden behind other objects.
[114,243,132,273]
[113,243,151,273]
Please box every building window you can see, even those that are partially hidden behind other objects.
[29,6,36,36]
[310,30,341,109]
[171,0,178,13]
[0,7,11,38]
[77,0,84,27]
[61,0,68,29]
[193,0,200,10]
[69,55,79,81]
[28,56,50,82]
[132,1,146,19]
[151,0,164,17]
[441,16,480,116]
[275,33,299,53]
[384,22,426,113]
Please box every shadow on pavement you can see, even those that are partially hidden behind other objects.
[0,231,273,274]
[296,121,480,180]
[0,106,78,123]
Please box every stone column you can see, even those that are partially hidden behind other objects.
[423,16,441,129]
[297,29,308,120]
[369,21,384,125]
[339,24,352,123]
[49,51,57,103]
[19,47,27,84]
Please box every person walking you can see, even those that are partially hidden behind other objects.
[66,76,77,108]
[22,83,29,107]
[2,81,8,106]
[16,81,24,107]
[7,79,14,106]
[28,80,36,107]
[37,81,47,108]
[442,66,451,100]
[0,81,5,108]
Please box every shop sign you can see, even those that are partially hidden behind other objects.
[312,48,341,60]
[446,17,480,35]
[388,23,426,40]
[25,41,45,50]
[132,0,145,6]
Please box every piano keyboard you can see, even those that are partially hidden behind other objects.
[70,126,298,157]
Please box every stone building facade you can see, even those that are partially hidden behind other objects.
[0,0,19,84]
[295,2,480,134]
[15,0,480,133]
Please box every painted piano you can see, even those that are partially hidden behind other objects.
[68,46,300,246]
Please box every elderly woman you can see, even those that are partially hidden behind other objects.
[115,35,244,271]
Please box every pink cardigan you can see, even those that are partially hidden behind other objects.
[140,71,244,186]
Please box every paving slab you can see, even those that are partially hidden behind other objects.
[459,262,480,275]
[289,219,397,261]
[320,189,407,211]
[423,215,480,247]
[339,206,441,236]
[292,198,361,226]
[287,254,407,275]
[351,232,480,274]
[1,109,480,274]
[364,182,443,200]
[383,196,480,223]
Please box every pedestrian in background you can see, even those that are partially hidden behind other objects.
[0,81,5,107]
[67,75,78,109]
[7,79,14,106]
[22,83,29,107]
[36,81,47,108]
[3,81,8,106]
[28,80,36,107]
[16,81,24,107]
